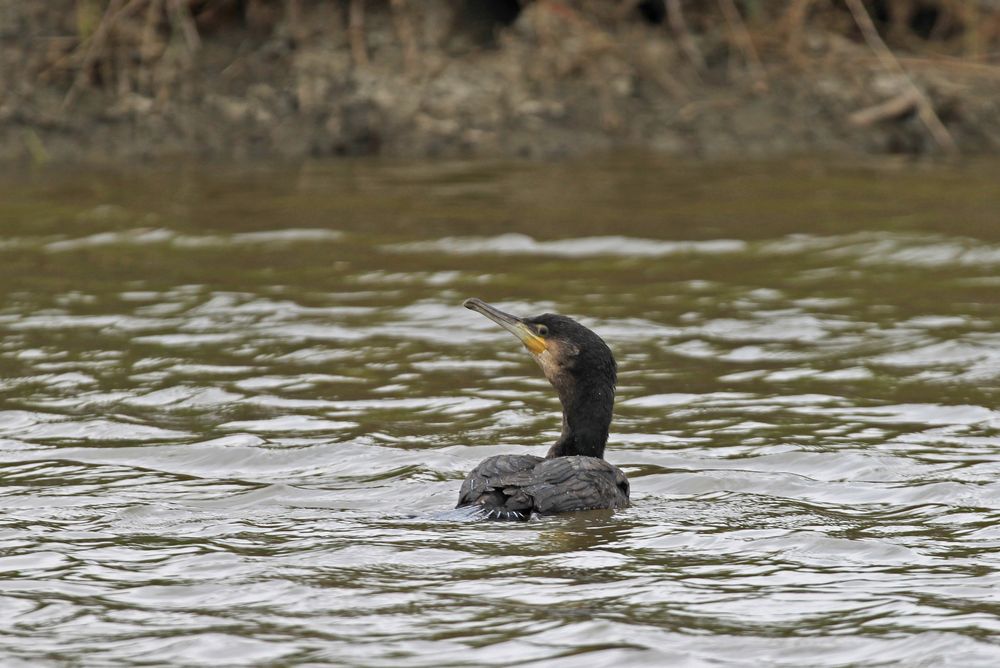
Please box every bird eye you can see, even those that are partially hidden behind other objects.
[537,325,549,336]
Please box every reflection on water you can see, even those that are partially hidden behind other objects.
[1,158,999,665]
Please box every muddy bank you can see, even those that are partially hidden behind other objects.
[2,1,1000,164]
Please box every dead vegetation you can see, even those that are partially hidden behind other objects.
[2,1,1000,162]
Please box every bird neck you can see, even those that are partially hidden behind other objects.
[547,377,614,459]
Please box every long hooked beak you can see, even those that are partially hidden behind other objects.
[464,298,548,355]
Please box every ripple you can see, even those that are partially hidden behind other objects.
[2,162,1000,666]
[220,416,357,433]
[0,412,190,442]
[386,233,747,257]
[43,227,343,252]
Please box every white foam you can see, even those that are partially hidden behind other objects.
[387,233,747,257]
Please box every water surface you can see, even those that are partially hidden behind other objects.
[1,157,999,666]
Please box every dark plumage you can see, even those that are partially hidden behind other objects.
[457,299,630,520]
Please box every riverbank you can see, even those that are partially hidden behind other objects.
[3,0,1000,164]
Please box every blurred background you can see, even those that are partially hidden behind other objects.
[3,2,1000,667]
[3,0,1000,162]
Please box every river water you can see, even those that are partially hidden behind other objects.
[1,157,999,666]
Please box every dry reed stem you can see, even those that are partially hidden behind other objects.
[168,0,200,52]
[845,0,958,154]
[349,0,369,68]
[718,0,768,91]
[286,0,304,44]
[779,0,814,64]
[140,0,164,65]
[666,0,704,74]
[390,0,419,75]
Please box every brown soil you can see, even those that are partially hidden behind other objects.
[2,0,1000,164]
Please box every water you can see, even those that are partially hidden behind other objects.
[1,157,999,666]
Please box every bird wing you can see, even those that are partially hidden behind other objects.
[456,454,544,510]
[521,457,629,515]
[457,454,628,519]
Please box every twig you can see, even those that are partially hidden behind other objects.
[349,0,369,68]
[898,54,1000,77]
[849,90,919,126]
[717,0,767,92]
[844,0,958,154]
[62,0,127,110]
[666,0,704,74]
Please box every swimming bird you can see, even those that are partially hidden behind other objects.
[457,298,629,520]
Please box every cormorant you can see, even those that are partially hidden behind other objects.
[457,298,629,520]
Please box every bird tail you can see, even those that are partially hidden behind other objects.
[482,506,530,521]
[444,503,530,522]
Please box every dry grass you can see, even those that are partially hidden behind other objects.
[36,0,1000,102]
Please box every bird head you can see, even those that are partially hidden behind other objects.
[463,298,616,403]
